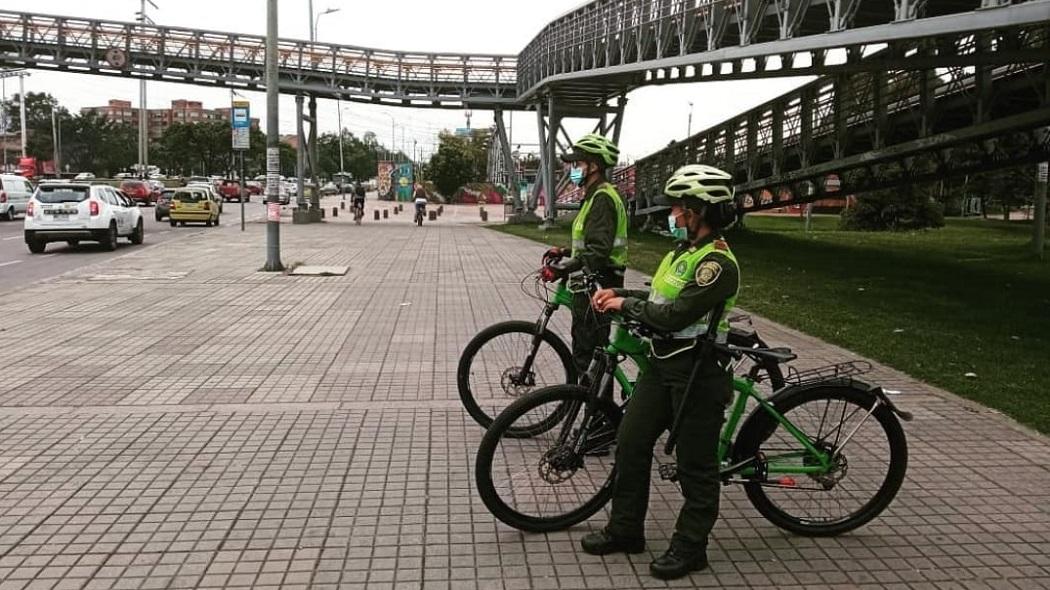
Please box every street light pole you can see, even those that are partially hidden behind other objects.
[136,0,158,178]
[337,100,344,174]
[18,73,27,157]
[687,101,693,138]
[263,0,283,272]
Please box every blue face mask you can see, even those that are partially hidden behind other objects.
[668,213,688,240]
[569,166,585,187]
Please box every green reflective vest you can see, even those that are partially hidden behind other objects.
[571,182,628,267]
[648,239,739,347]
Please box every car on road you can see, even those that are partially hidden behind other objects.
[169,187,221,227]
[245,180,263,196]
[119,179,153,206]
[24,183,144,253]
[218,179,246,202]
[73,172,96,181]
[155,188,176,222]
[186,182,224,213]
[147,180,165,201]
[1,173,33,221]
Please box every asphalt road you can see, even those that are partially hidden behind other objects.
[0,199,266,294]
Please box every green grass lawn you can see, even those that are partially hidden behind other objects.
[493,215,1050,434]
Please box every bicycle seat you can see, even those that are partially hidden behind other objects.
[729,345,797,364]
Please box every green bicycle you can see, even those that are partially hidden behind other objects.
[457,269,786,435]
[475,317,911,537]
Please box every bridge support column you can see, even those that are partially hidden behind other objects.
[493,108,525,216]
[293,94,323,224]
[532,95,628,228]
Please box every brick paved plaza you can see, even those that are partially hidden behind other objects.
[0,203,1047,589]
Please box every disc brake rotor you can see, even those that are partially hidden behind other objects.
[538,445,582,484]
[500,366,536,397]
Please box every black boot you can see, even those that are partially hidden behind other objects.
[580,528,645,556]
[649,544,708,580]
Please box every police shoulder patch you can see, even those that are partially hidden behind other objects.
[695,260,723,287]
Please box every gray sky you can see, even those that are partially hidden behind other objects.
[12,0,811,162]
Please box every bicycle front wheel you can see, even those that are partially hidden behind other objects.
[475,385,621,532]
[458,320,576,432]
[733,385,908,536]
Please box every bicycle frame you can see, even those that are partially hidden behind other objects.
[718,377,833,478]
[593,325,833,480]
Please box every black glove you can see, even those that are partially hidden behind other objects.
[542,247,568,265]
[540,260,570,283]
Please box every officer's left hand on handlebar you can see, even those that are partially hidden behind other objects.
[540,260,569,283]
[542,247,568,265]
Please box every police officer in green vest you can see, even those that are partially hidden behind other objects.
[584,164,740,580]
[542,134,629,377]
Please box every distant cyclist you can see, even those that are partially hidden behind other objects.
[413,184,427,225]
[353,182,366,217]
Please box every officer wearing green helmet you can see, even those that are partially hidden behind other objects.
[541,133,629,378]
[584,164,740,580]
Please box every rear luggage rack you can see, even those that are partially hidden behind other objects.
[785,360,873,386]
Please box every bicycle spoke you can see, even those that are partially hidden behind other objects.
[751,396,894,526]
[487,396,616,522]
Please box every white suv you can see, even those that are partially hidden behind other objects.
[1,173,33,221]
[24,183,144,253]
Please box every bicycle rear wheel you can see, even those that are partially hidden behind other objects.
[475,385,621,532]
[458,320,576,433]
[733,385,908,536]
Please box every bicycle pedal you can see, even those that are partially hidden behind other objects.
[658,463,678,482]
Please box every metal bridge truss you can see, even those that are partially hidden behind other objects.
[630,41,1050,217]
[518,1,1050,109]
[0,10,518,109]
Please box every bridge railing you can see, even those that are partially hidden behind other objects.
[629,54,1042,213]
[0,10,517,91]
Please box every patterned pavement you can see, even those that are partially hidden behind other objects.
[0,203,1047,589]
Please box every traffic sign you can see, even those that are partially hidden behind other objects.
[231,99,250,151]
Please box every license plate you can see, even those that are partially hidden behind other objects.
[48,209,73,217]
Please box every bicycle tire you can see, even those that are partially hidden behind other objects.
[475,384,622,532]
[458,320,576,433]
[732,385,908,536]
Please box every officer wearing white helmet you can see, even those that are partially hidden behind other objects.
[586,164,740,580]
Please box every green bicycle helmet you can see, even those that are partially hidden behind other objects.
[560,133,620,168]
[655,164,738,228]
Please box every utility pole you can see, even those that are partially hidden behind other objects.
[136,0,158,178]
[51,107,60,174]
[336,99,344,174]
[263,0,284,271]
[18,72,27,157]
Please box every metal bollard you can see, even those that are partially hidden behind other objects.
[332,207,338,217]
[480,210,488,222]
[438,205,444,216]
[428,210,437,221]
[340,201,346,210]
[374,210,380,220]
[320,208,325,218]
[383,209,388,219]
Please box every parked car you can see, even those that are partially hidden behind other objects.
[218,179,246,202]
[73,172,96,180]
[24,183,144,253]
[155,188,176,221]
[119,180,153,205]
[1,173,33,221]
[245,181,263,196]
[169,188,221,227]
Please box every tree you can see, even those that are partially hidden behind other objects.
[1,92,67,161]
[426,130,490,198]
[61,112,136,177]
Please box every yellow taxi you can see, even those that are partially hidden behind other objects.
[169,187,221,227]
